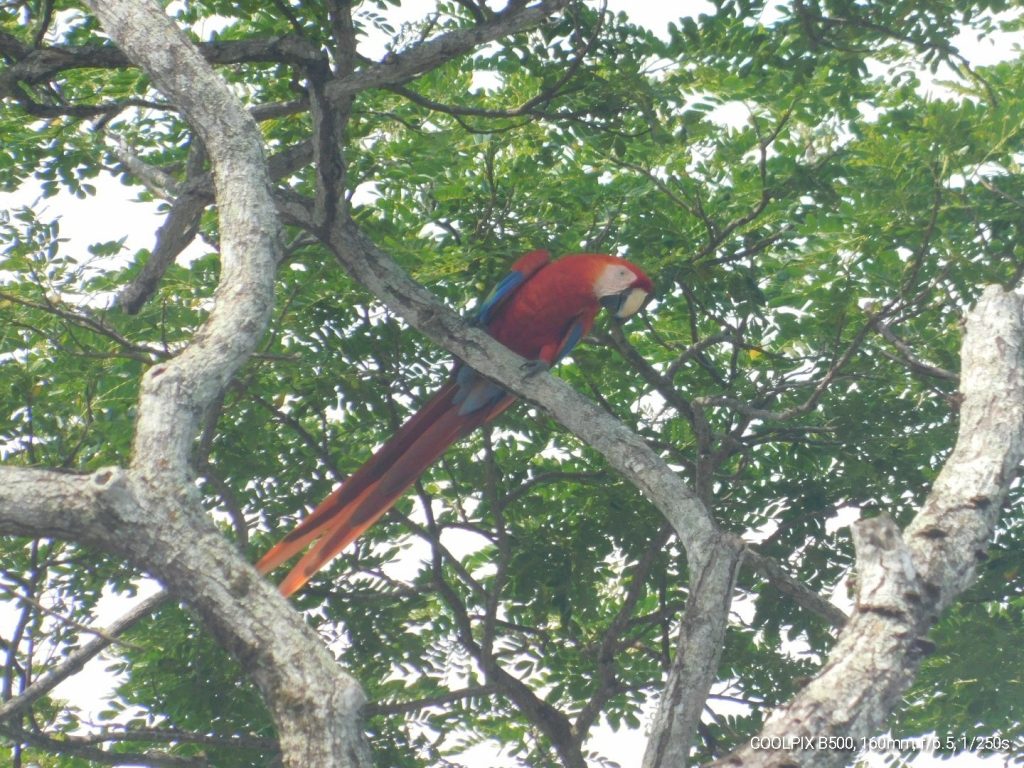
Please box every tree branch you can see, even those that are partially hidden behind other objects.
[715,286,1024,767]
[642,535,745,768]
[323,0,573,103]
[321,217,738,764]
[744,548,848,630]
[2,2,374,766]
[0,591,168,722]
[0,31,321,102]
[872,320,958,382]
[0,721,212,768]
[117,140,210,314]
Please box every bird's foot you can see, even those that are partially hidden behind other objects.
[520,359,550,378]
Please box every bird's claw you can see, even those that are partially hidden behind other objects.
[520,360,550,378]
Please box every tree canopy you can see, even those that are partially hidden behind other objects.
[2,1,1024,767]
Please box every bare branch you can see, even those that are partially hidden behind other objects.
[0,31,321,102]
[117,141,211,314]
[0,582,135,648]
[716,286,1024,767]
[744,548,848,629]
[324,0,573,103]
[0,721,212,768]
[0,290,166,361]
[873,320,958,382]
[0,591,166,721]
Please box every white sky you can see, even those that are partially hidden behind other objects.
[1,2,1020,767]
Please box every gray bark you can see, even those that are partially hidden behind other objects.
[1,1,374,765]
[714,286,1024,767]
[642,535,746,768]
[0,2,590,766]
[321,219,740,766]
[5,2,1016,766]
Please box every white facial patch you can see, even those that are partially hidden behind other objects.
[595,263,639,297]
[595,263,648,317]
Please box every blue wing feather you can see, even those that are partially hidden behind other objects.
[552,317,586,365]
[475,249,550,327]
[475,271,524,326]
[452,372,506,416]
[457,250,553,415]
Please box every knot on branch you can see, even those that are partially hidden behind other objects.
[90,466,142,541]
[335,677,369,716]
[91,466,128,491]
[270,33,325,66]
[851,516,919,621]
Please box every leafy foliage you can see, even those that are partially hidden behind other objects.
[2,0,1024,766]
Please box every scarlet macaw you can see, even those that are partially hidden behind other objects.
[256,250,653,596]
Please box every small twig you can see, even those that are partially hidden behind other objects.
[0,721,210,768]
[0,583,132,647]
[743,548,848,629]
[0,591,168,722]
[872,321,958,382]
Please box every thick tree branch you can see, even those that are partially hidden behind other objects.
[642,535,745,768]
[904,289,1024,607]
[1,3,374,767]
[322,217,737,764]
[323,0,573,103]
[83,0,279,475]
[0,467,111,545]
[715,286,1024,767]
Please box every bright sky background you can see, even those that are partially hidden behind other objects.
[1,2,1020,767]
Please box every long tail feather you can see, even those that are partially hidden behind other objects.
[254,381,462,576]
[259,376,516,596]
[276,394,508,596]
[275,483,382,596]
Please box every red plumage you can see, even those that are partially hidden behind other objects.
[256,251,651,596]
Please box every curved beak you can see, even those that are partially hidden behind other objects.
[601,286,650,319]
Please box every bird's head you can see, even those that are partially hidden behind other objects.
[592,256,654,319]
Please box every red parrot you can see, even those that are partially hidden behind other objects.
[256,250,653,596]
